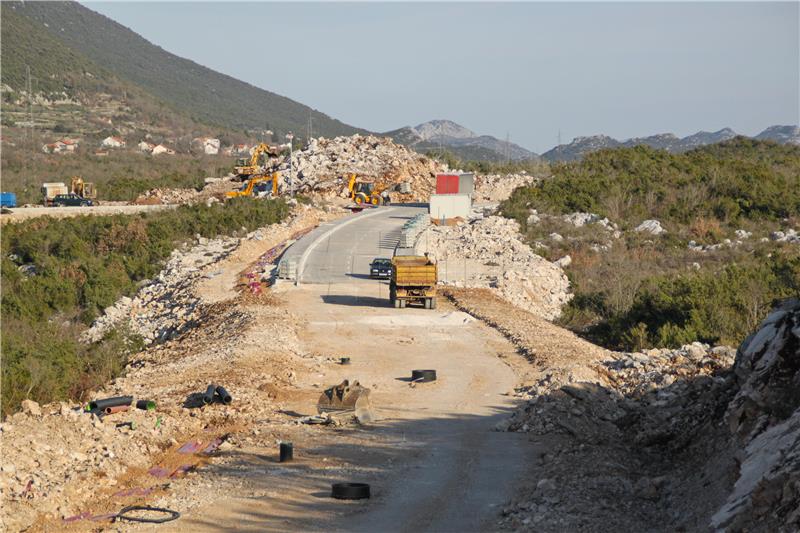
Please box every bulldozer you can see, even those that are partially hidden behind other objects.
[226,172,280,199]
[317,379,372,422]
[234,143,282,181]
[70,176,96,200]
[347,173,412,206]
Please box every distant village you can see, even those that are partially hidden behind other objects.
[41,135,259,157]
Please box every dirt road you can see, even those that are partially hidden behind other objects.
[181,207,539,531]
[0,204,175,224]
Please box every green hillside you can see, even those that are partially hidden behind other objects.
[1,5,118,96]
[12,1,363,140]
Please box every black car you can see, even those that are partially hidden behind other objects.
[53,193,93,207]
[369,258,392,279]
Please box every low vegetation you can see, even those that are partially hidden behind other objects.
[1,144,233,204]
[502,139,800,351]
[1,198,289,416]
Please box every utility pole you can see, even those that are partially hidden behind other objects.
[286,132,294,196]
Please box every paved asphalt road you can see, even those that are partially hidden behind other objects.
[289,205,426,284]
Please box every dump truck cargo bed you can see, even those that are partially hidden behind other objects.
[390,255,438,309]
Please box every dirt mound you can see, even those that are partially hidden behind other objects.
[419,216,572,320]
[450,287,800,531]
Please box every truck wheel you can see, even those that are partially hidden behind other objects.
[399,299,406,309]
[424,298,431,310]
[431,298,437,310]
[393,298,401,309]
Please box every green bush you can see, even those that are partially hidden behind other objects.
[1,198,289,416]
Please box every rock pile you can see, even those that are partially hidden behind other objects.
[473,173,539,203]
[133,178,237,205]
[418,216,571,320]
[82,235,241,344]
[634,219,667,235]
[290,135,444,200]
[488,294,800,532]
[770,228,800,243]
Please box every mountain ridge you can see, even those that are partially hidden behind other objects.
[543,126,799,162]
[384,119,539,162]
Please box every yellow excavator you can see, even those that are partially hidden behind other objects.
[70,176,96,199]
[234,143,281,180]
[347,173,391,206]
[226,172,280,199]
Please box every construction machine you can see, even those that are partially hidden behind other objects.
[226,172,280,199]
[234,143,281,181]
[390,255,438,309]
[70,176,96,200]
[347,173,402,206]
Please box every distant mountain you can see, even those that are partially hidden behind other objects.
[543,126,797,162]
[9,1,362,140]
[384,120,539,162]
[542,135,621,162]
[755,125,800,145]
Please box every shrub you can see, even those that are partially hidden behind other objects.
[1,198,289,416]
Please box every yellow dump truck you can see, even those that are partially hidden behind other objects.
[390,255,437,309]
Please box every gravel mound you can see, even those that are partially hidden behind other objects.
[418,216,571,320]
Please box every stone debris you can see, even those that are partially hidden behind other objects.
[82,235,241,344]
[634,219,667,235]
[473,173,539,203]
[290,135,444,201]
[0,207,329,532]
[770,228,800,243]
[133,177,237,205]
[417,216,572,320]
[454,285,800,532]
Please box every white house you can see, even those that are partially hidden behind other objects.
[193,137,221,155]
[102,136,126,148]
[152,144,176,156]
[42,139,78,154]
[138,141,156,153]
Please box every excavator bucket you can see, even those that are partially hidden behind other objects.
[317,380,372,421]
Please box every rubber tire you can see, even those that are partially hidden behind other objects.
[393,298,400,308]
[430,298,437,310]
[424,298,431,310]
[412,369,437,382]
[399,299,406,309]
[355,194,365,205]
[371,196,380,206]
[331,482,370,500]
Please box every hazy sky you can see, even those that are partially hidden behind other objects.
[85,2,798,153]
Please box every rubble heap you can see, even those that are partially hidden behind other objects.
[473,173,539,203]
[485,293,800,531]
[418,216,571,320]
[81,235,241,344]
[290,135,444,200]
[133,177,237,205]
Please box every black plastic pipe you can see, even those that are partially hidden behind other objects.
[203,385,216,405]
[136,400,156,411]
[89,396,133,411]
[216,385,232,405]
[279,442,293,462]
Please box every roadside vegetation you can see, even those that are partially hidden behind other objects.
[1,198,289,416]
[501,138,800,351]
